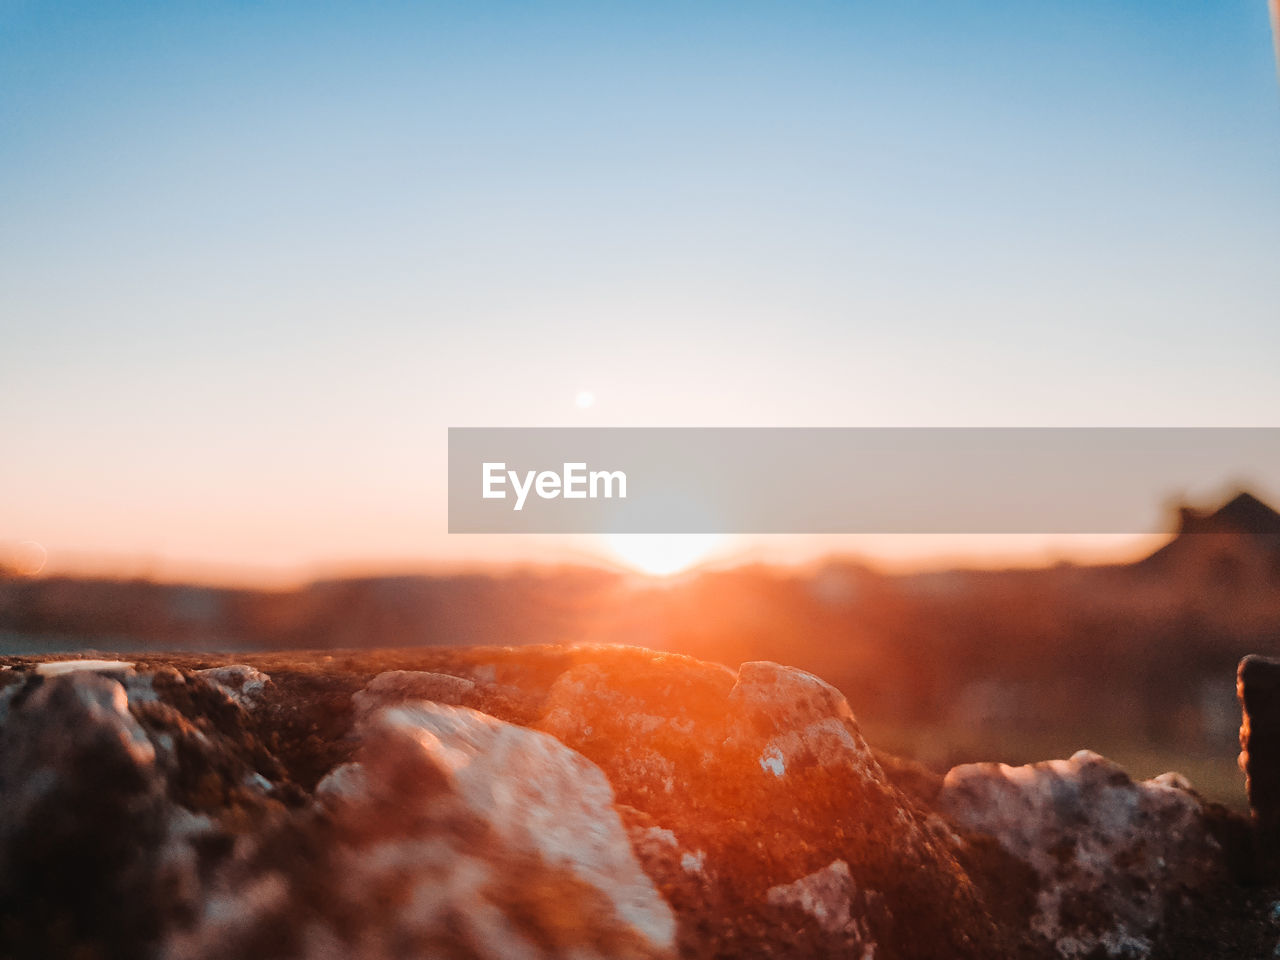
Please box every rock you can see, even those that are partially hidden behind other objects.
[873,749,944,808]
[535,648,738,815]
[34,658,137,676]
[0,673,182,959]
[196,664,271,708]
[1239,655,1280,835]
[535,646,1007,959]
[0,646,1259,959]
[765,859,875,955]
[128,668,291,813]
[939,749,1226,959]
[349,669,476,720]
[0,679,25,725]
[0,664,307,960]
[627,822,682,866]
[348,700,676,952]
[167,700,676,960]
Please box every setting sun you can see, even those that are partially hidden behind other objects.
[604,534,723,577]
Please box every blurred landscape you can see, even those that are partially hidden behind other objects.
[6,490,1279,809]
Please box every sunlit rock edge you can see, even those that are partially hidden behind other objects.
[0,646,1261,960]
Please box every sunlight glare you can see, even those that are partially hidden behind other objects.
[605,534,722,577]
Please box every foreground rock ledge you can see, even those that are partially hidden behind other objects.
[0,646,1262,960]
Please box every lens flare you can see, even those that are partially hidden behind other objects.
[12,541,48,577]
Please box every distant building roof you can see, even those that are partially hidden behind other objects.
[1175,491,1280,539]
[1139,491,1280,572]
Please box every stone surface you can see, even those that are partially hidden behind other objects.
[169,700,676,960]
[195,664,271,708]
[765,859,874,953]
[0,668,282,960]
[534,647,1007,959]
[1239,655,1280,835]
[34,658,137,676]
[349,669,476,720]
[0,672,171,958]
[0,645,1264,960]
[940,750,1226,959]
[334,701,675,954]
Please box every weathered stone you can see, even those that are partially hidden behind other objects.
[535,645,1006,960]
[0,673,181,959]
[349,669,476,720]
[765,859,875,955]
[34,658,137,677]
[0,663,312,960]
[167,700,676,960]
[0,647,1262,959]
[349,701,676,952]
[196,664,271,708]
[940,750,1226,959]
[129,669,290,813]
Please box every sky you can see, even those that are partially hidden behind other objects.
[2,1,1278,583]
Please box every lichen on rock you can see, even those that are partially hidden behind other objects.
[195,664,272,709]
[940,750,1226,959]
[535,646,1006,959]
[169,699,677,960]
[0,645,1259,960]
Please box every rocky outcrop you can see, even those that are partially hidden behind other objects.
[940,751,1226,959]
[0,665,286,960]
[168,700,675,960]
[0,647,1258,960]
[534,648,1007,959]
[0,671,174,959]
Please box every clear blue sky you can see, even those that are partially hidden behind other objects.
[2,1,1278,579]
